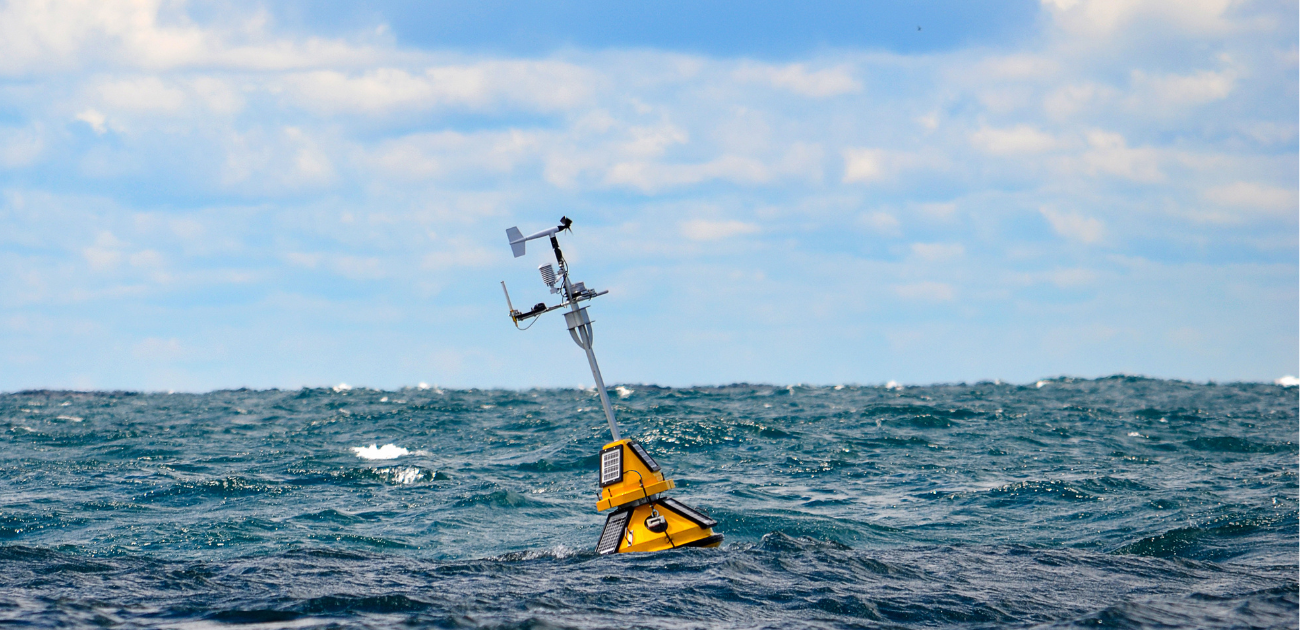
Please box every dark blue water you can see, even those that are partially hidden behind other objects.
[1,377,1296,629]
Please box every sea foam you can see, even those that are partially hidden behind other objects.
[351,444,409,460]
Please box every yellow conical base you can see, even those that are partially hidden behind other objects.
[593,439,722,554]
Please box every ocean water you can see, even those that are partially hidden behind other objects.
[1,377,1296,629]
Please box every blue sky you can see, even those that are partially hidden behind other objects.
[0,0,1295,391]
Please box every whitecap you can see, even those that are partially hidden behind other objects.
[351,443,409,460]
[885,380,903,390]
[615,386,634,398]
[492,545,578,561]
[373,466,423,484]
[1274,375,1299,387]
[333,383,352,392]
[1036,380,1047,388]
[55,415,84,422]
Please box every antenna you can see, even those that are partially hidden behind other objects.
[500,217,618,440]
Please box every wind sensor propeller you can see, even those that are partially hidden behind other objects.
[501,217,723,554]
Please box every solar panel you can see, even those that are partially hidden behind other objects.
[597,509,630,554]
[627,440,660,472]
[660,498,717,528]
[599,445,623,487]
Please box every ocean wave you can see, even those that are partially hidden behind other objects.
[0,379,1293,629]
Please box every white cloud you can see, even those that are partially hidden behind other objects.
[1036,268,1099,287]
[1078,130,1163,182]
[1011,267,1099,288]
[1040,207,1105,244]
[842,148,885,183]
[0,0,207,74]
[1201,182,1298,220]
[1042,0,1247,37]
[970,125,1057,155]
[216,126,339,190]
[914,202,959,221]
[680,219,760,241]
[97,76,187,112]
[282,61,594,114]
[909,243,965,262]
[895,281,955,302]
[82,231,126,270]
[284,252,321,269]
[0,124,45,165]
[128,249,163,268]
[605,155,769,192]
[133,336,184,360]
[1129,69,1234,109]
[621,124,689,157]
[366,129,538,181]
[841,148,942,184]
[189,76,244,114]
[975,54,1061,80]
[331,255,385,280]
[0,0,397,75]
[293,146,334,183]
[1044,82,1117,119]
[82,246,122,270]
[1045,268,1098,287]
[734,63,861,97]
[859,211,900,235]
[74,109,107,134]
[421,240,498,270]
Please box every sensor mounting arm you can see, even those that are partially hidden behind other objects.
[500,217,620,440]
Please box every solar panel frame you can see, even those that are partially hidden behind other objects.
[627,439,661,472]
[597,509,631,554]
[599,445,623,487]
[660,498,717,528]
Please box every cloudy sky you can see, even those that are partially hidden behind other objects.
[0,0,1295,391]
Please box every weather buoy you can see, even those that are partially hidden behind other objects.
[593,438,723,553]
[501,217,723,554]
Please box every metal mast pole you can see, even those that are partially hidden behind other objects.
[551,236,620,441]
[573,299,620,441]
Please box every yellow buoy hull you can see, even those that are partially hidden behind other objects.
[594,439,722,554]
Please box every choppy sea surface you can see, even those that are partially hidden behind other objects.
[1,377,1296,629]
